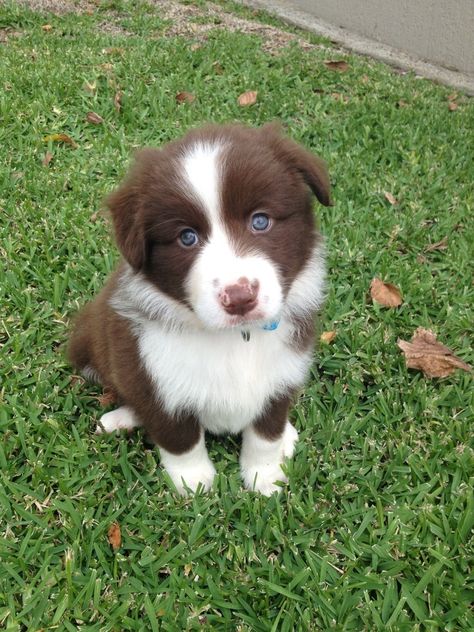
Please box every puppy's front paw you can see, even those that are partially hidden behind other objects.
[96,406,140,434]
[159,436,216,495]
[165,459,217,495]
[241,463,287,496]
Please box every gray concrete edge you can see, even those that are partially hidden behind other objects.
[238,0,474,95]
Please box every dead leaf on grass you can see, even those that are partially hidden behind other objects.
[41,24,53,32]
[96,387,118,407]
[320,331,336,344]
[397,328,471,378]
[447,92,458,101]
[86,111,104,125]
[370,278,403,308]
[43,133,78,148]
[324,60,349,72]
[114,91,122,112]
[42,151,53,166]
[424,237,448,253]
[175,91,196,104]
[238,90,258,106]
[384,191,398,205]
[448,101,458,111]
[108,523,121,550]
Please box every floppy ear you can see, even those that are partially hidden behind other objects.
[106,149,159,270]
[262,123,332,207]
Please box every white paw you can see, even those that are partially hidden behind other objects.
[282,421,298,458]
[96,406,140,434]
[165,459,217,495]
[159,435,216,495]
[241,463,287,496]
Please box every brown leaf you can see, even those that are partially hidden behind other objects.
[43,133,78,148]
[108,523,121,550]
[324,60,349,72]
[175,91,196,104]
[384,191,398,205]
[42,151,53,166]
[447,92,458,101]
[320,331,336,344]
[370,278,403,308]
[448,102,458,111]
[41,24,53,32]
[397,328,471,378]
[114,91,122,113]
[86,111,104,125]
[237,90,258,106]
[424,237,448,253]
[96,387,118,407]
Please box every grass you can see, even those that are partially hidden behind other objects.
[0,0,473,629]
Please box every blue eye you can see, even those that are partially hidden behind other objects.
[251,213,271,232]
[179,228,198,247]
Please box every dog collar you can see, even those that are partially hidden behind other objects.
[241,319,280,341]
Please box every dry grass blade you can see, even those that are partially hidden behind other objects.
[86,111,104,124]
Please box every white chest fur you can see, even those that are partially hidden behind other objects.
[137,321,312,435]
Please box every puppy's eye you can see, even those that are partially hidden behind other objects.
[251,213,271,232]
[179,228,199,247]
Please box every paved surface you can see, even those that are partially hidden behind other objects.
[239,0,474,95]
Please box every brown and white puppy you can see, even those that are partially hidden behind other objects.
[69,123,331,495]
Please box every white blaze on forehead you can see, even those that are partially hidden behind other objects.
[181,142,223,224]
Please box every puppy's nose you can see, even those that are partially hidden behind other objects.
[220,277,259,315]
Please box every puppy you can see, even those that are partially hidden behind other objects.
[68,123,331,495]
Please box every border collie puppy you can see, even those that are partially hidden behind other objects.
[69,123,331,495]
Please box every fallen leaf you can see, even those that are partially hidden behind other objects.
[43,133,78,148]
[42,151,53,166]
[447,92,458,101]
[41,24,53,32]
[175,91,195,104]
[86,111,104,125]
[448,102,458,111]
[424,237,448,253]
[370,278,403,308]
[238,90,258,106]
[397,328,471,378]
[320,331,336,344]
[384,191,398,205]
[97,387,117,407]
[324,60,349,72]
[108,523,121,550]
[114,91,122,112]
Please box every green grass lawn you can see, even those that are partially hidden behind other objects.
[1,1,473,629]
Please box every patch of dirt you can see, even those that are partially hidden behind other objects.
[15,0,97,13]
[156,0,323,54]
[16,0,325,54]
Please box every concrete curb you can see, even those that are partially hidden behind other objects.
[238,0,474,95]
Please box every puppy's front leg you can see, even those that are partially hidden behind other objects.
[147,413,216,495]
[240,397,298,496]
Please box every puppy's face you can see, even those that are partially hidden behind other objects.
[108,124,331,329]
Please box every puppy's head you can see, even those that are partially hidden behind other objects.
[108,124,331,329]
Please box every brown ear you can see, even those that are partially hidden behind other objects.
[106,149,159,270]
[262,123,332,207]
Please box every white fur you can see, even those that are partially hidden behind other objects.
[96,406,140,434]
[182,142,222,224]
[159,434,216,494]
[240,421,298,495]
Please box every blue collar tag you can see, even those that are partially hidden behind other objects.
[261,319,280,331]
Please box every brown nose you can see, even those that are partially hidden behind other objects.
[220,278,259,315]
